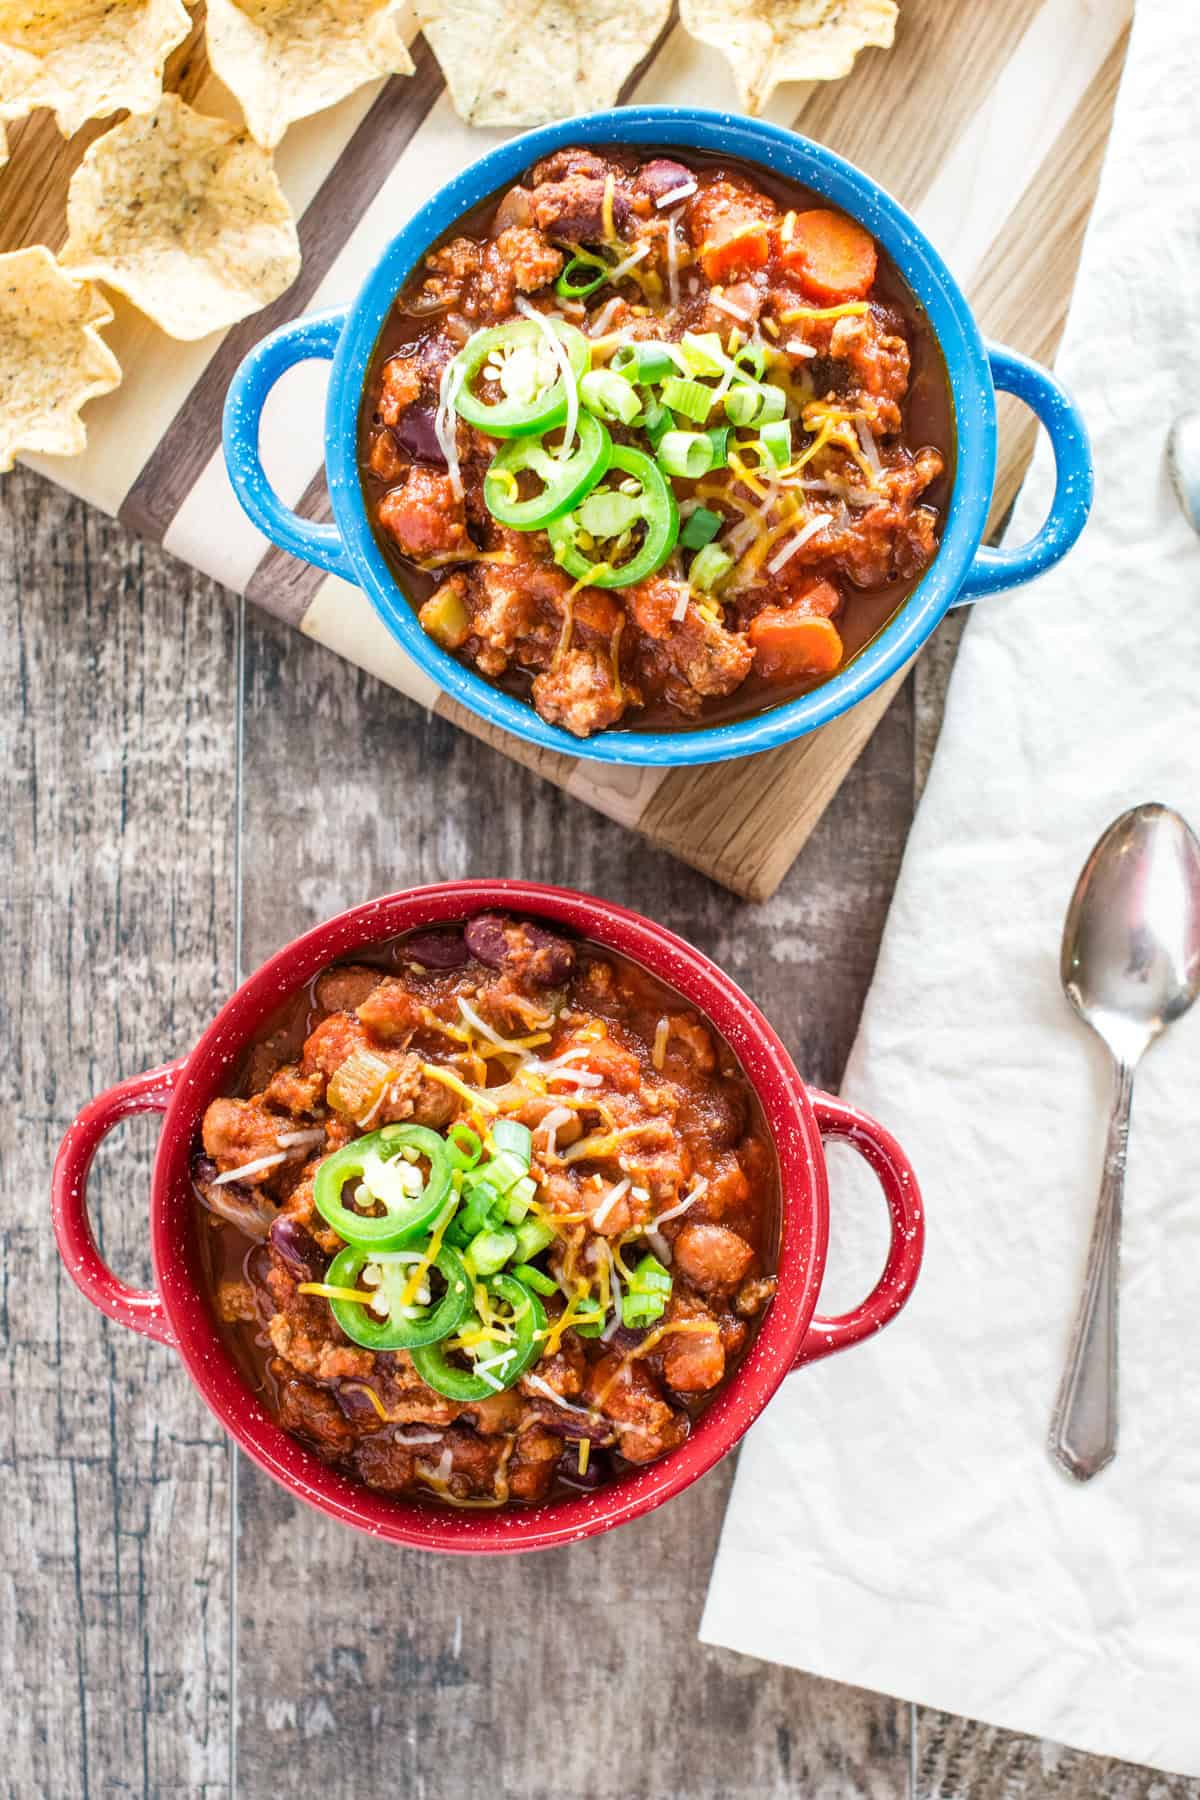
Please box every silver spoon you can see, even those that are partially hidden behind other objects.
[1049,803,1200,1481]
[1167,411,1200,534]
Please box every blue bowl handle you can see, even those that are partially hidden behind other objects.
[222,308,354,582]
[956,340,1093,605]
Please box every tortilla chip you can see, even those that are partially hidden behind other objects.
[206,0,414,151]
[0,246,121,471]
[0,0,191,138]
[679,0,897,114]
[60,95,301,341]
[417,0,670,127]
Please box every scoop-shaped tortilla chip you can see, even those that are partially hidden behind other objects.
[679,0,897,114]
[0,246,121,471]
[0,0,191,138]
[60,95,301,341]
[417,0,670,127]
[206,0,414,151]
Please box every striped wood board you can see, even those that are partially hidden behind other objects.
[0,0,1132,898]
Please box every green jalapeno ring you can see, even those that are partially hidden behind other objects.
[313,1124,452,1249]
[325,1241,473,1351]
[410,1273,546,1401]
[482,413,612,531]
[546,443,679,590]
[449,319,590,439]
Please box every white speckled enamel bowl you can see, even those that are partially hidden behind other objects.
[53,882,924,1553]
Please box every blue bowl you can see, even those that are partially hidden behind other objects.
[223,107,1092,768]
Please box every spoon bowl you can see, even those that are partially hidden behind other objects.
[1167,410,1200,536]
[1050,802,1200,1481]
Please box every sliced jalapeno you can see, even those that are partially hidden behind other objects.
[319,1241,472,1351]
[482,413,612,530]
[449,318,590,439]
[546,444,679,589]
[410,1273,546,1401]
[313,1124,452,1250]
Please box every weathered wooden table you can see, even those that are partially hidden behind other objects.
[6,466,1196,1798]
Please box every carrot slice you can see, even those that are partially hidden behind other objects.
[699,221,772,284]
[780,210,877,304]
[748,609,844,682]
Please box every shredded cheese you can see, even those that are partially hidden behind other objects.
[652,1176,709,1227]
[665,208,681,308]
[601,172,617,243]
[778,301,868,323]
[604,240,651,285]
[587,296,623,338]
[211,1151,288,1185]
[855,416,884,483]
[578,1439,591,1477]
[591,1178,630,1232]
[592,1319,718,1410]
[274,1128,325,1150]
[670,591,689,624]
[784,339,818,359]
[767,512,831,573]
[435,354,467,498]
[711,291,753,324]
[399,1198,456,1306]
[655,180,697,209]
[514,296,578,460]
[652,1017,670,1070]
[420,1062,500,1114]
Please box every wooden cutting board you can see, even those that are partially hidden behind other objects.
[0,0,1131,898]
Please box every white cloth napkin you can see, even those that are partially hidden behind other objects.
[701,0,1200,1777]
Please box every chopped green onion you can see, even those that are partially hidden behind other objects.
[679,506,722,550]
[733,340,768,381]
[491,1118,533,1165]
[466,1227,518,1277]
[678,332,726,377]
[660,376,713,425]
[657,430,714,480]
[760,419,793,468]
[503,1174,538,1225]
[611,341,677,385]
[513,1216,555,1262]
[689,543,734,591]
[642,398,672,452]
[724,382,787,428]
[580,368,641,426]
[486,1148,531,1194]
[446,1122,483,1169]
[621,1252,673,1327]
[555,252,609,300]
[511,1262,558,1297]
[706,425,731,467]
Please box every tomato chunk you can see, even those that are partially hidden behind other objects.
[780,209,877,304]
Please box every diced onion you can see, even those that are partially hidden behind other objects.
[670,591,689,624]
[655,180,697,209]
[397,1428,444,1445]
[767,513,831,573]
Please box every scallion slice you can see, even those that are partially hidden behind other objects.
[658,430,715,479]
[725,382,787,428]
[660,375,713,425]
[679,505,722,550]
[689,543,734,591]
[760,419,793,468]
[677,332,726,377]
[706,425,731,468]
[580,368,641,426]
[611,341,677,385]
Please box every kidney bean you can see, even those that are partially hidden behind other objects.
[390,406,447,467]
[636,158,693,203]
[557,1446,607,1490]
[528,1400,612,1443]
[269,1216,329,1283]
[400,928,469,969]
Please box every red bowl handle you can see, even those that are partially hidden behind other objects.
[51,1060,185,1347]
[793,1089,924,1368]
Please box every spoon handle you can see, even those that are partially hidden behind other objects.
[1048,1058,1134,1481]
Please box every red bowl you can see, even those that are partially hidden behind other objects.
[51,881,923,1554]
